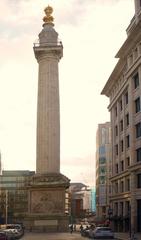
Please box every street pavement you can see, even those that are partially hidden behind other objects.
[21,231,141,240]
[21,232,85,240]
[115,231,140,239]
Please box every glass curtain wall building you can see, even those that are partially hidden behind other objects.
[0,170,35,224]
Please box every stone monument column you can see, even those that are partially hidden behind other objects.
[24,6,70,232]
[34,6,62,174]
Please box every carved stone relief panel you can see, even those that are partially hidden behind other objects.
[30,190,64,214]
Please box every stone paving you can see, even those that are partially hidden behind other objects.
[21,231,141,240]
[21,232,84,240]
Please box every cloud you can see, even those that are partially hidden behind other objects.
[0,0,134,185]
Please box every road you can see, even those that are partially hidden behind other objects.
[21,232,84,240]
[21,232,119,240]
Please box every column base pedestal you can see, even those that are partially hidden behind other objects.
[23,173,70,232]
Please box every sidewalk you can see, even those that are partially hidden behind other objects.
[22,231,141,240]
[115,232,140,240]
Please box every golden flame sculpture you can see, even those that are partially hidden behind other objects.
[43,5,54,24]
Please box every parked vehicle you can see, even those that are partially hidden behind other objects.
[81,226,90,237]
[2,229,16,240]
[92,227,114,239]
[0,224,24,239]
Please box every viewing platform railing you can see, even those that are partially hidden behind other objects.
[33,40,62,47]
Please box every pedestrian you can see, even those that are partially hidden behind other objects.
[80,224,83,233]
[69,224,73,234]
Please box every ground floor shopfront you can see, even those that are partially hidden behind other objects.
[110,198,141,233]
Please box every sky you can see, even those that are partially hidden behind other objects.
[0,0,134,186]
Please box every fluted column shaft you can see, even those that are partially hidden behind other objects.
[36,52,60,174]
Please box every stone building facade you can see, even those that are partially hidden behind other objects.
[69,183,92,223]
[101,0,141,232]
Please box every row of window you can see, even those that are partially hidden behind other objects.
[115,148,141,174]
[115,159,127,174]
[114,178,130,193]
[114,201,130,216]
[115,97,141,136]
[115,96,140,121]
[115,122,141,155]
[115,92,128,116]
[114,72,140,117]
[115,135,130,155]
[115,159,129,174]
[113,173,141,193]
[115,114,129,136]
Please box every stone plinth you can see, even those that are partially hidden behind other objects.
[24,173,70,232]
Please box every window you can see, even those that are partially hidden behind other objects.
[125,92,128,105]
[120,99,122,111]
[115,144,118,155]
[115,182,118,194]
[99,166,106,175]
[120,160,124,171]
[99,176,106,184]
[115,163,118,174]
[134,48,138,59]
[120,181,124,192]
[102,206,106,215]
[115,125,118,136]
[136,148,141,162]
[133,72,139,89]
[114,202,118,215]
[126,178,130,191]
[126,113,129,126]
[99,146,106,155]
[126,135,130,148]
[126,156,130,167]
[115,106,117,117]
[120,140,124,152]
[120,120,123,131]
[137,174,141,188]
[136,122,141,138]
[125,201,130,215]
[120,202,124,216]
[99,157,106,164]
[135,97,140,113]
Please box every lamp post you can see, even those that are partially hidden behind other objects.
[5,190,8,225]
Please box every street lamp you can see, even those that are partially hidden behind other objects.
[5,190,8,225]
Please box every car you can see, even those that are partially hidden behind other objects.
[81,226,90,237]
[2,229,17,240]
[1,224,24,239]
[0,232,8,240]
[92,227,114,239]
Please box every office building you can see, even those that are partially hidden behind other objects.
[101,0,141,232]
[95,123,112,223]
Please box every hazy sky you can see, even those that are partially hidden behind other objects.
[0,0,134,186]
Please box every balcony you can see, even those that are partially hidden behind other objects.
[33,39,63,48]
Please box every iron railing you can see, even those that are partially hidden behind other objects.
[33,39,62,47]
